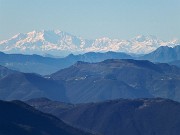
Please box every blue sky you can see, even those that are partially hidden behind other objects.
[0,0,179,41]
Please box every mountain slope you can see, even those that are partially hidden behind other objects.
[0,100,93,135]
[169,60,180,68]
[1,59,180,103]
[140,45,180,62]
[0,64,17,79]
[0,51,68,75]
[0,67,67,101]
[26,98,74,114]
[27,98,180,135]
[0,30,179,55]
[0,51,132,75]
[50,59,180,103]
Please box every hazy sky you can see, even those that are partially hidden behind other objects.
[0,0,180,41]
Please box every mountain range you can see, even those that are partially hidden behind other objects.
[141,45,180,62]
[1,31,180,135]
[0,51,132,75]
[27,98,180,135]
[1,45,180,75]
[0,66,67,101]
[49,59,180,103]
[1,58,180,103]
[0,100,93,135]
[0,30,179,55]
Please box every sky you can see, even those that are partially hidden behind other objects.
[0,0,180,41]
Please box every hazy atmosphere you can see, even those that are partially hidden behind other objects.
[1,1,180,135]
[0,0,180,41]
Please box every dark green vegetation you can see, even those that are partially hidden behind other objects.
[27,98,180,135]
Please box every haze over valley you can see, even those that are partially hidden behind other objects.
[0,0,180,135]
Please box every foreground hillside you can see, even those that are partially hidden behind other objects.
[0,100,93,135]
[27,98,180,135]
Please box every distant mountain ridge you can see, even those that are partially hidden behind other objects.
[0,30,179,55]
[1,45,180,75]
[0,64,17,78]
[0,64,68,101]
[0,51,132,75]
[141,45,180,62]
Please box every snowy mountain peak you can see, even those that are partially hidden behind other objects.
[0,30,179,55]
[133,35,158,42]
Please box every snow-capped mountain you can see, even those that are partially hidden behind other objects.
[0,30,179,55]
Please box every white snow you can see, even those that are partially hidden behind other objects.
[0,30,179,55]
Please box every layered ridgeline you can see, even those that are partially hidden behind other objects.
[0,100,93,135]
[1,58,180,102]
[1,45,180,75]
[0,51,132,75]
[0,65,17,78]
[0,65,68,101]
[0,30,179,55]
[27,98,180,135]
[139,45,180,68]
[49,59,180,103]
[141,45,180,62]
